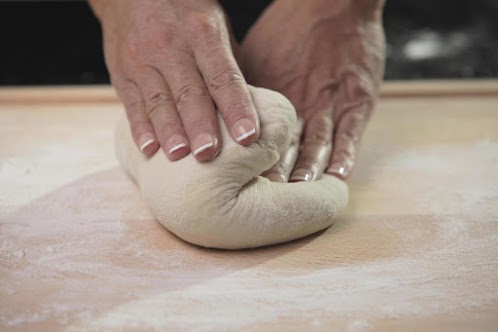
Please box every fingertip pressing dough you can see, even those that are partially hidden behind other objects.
[115,87,348,249]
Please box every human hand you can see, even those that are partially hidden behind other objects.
[240,0,385,181]
[88,0,259,162]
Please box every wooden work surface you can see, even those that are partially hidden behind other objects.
[1,81,498,331]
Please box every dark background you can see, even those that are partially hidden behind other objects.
[1,0,497,85]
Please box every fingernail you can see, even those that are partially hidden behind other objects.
[327,165,346,177]
[233,118,256,142]
[192,133,215,156]
[290,169,313,182]
[168,135,188,154]
[266,173,286,183]
[139,134,155,152]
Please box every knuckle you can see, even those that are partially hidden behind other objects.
[207,68,244,91]
[340,66,377,103]
[338,127,359,145]
[125,99,144,116]
[154,120,181,140]
[126,38,144,62]
[303,134,330,145]
[337,111,367,143]
[222,101,253,119]
[303,116,333,145]
[149,32,174,51]
[146,23,175,50]
[185,12,219,37]
[148,91,172,106]
[350,77,371,99]
[333,136,356,159]
[175,84,208,106]
[184,113,210,132]
[145,91,174,115]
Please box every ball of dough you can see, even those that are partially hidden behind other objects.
[115,87,348,249]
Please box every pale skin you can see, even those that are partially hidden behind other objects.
[242,0,385,181]
[88,0,385,181]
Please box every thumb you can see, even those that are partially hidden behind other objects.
[212,86,297,187]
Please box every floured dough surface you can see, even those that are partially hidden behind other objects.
[115,87,348,249]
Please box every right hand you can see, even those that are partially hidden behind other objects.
[89,0,260,162]
[239,0,385,182]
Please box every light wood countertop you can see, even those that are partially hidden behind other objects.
[1,81,497,331]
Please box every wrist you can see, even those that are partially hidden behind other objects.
[299,0,384,21]
[87,0,111,21]
[350,0,385,20]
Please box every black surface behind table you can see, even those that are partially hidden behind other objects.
[1,0,497,85]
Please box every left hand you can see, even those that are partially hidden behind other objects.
[239,0,385,181]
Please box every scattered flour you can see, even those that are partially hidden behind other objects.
[1,139,498,331]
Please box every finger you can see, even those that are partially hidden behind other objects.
[192,22,259,146]
[262,118,304,182]
[326,103,371,179]
[113,75,159,156]
[134,66,190,161]
[290,112,333,182]
[224,12,241,61]
[161,55,221,162]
